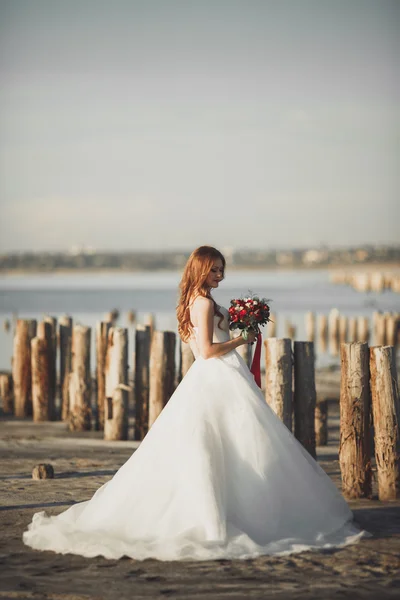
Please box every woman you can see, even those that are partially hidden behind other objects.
[23,245,365,561]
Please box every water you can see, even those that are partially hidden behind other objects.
[0,269,398,371]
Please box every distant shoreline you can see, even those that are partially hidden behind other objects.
[1,261,399,277]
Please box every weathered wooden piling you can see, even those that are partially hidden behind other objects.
[373,311,386,346]
[236,342,252,367]
[104,328,129,441]
[264,338,292,431]
[339,316,348,344]
[178,340,195,381]
[134,325,151,440]
[12,319,37,417]
[127,310,136,325]
[317,314,328,353]
[328,309,340,356]
[357,316,370,344]
[148,331,176,428]
[315,399,328,446]
[348,317,357,343]
[31,322,54,421]
[305,312,315,343]
[143,313,155,338]
[59,316,72,421]
[285,319,296,341]
[267,314,277,338]
[293,341,317,458]
[96,321,111,430]
[68,325,91,431]
[339,342,372,499]
[370,346,400,500]
[43,316,57,409]
[386,313,399,348]
[0,372,14,414]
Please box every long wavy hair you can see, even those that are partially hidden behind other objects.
[177,246,226,342]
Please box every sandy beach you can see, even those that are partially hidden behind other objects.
[1,391,400,600]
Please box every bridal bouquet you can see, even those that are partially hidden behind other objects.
[228,293,271,340]
[228,293,271,389]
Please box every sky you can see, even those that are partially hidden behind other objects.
[0,0,399,252]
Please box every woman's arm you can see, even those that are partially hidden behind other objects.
[194,297,253,359]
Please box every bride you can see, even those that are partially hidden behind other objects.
[23,245,365,561]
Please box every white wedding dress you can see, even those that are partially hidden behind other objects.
[23,306,365,561]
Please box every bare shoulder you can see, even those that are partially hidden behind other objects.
[193,296,213,307]
[190,296,213,325]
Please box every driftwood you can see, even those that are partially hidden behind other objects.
[264,338,292,431]
[370,345,400,500]
[339,342,372,499]
[32,464,54,479]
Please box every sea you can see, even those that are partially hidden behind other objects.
[0,269,399,372]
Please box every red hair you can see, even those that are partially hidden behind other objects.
[177,246,226,342]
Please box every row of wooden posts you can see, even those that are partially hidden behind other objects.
[281,309,399,356]
[330,270,400,293]
[0,315,399,501]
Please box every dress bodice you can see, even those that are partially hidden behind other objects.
[189,305,230,358]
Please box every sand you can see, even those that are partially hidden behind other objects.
[1,406,400,600]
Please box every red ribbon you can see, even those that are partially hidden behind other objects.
[250,332,262,388]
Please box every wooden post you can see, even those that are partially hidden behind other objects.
[305,312,315,343]
[328,309,340,356]
[386,313,398,348]
[317,314,328,353]
[264,338,292,431]
[0,372,14,414]
[285,319,296,340]
[339,316,348,344]
[59,316,72,421]
[370,346,400,500]
[348,317,357,343]
[267,314,277,338]
[134,325,151,441]
[68,325,91,431]
[339,342,372,499]
[236,342,252,367]
[293,341,317,458]
[315,399,328,446]
[31,322,54,421]
[143,313,155,338]
[148,331,176,428]
[12,319,37,417]
[374,311,386,346]
[43,316,57,411]
[357,316,370,344]
[95,321,111,431]
[104,328,129,441]
[178,340,195,381]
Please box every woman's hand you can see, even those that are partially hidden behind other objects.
[238,330,257,344]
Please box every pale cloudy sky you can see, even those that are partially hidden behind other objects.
[0,0,398,252]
